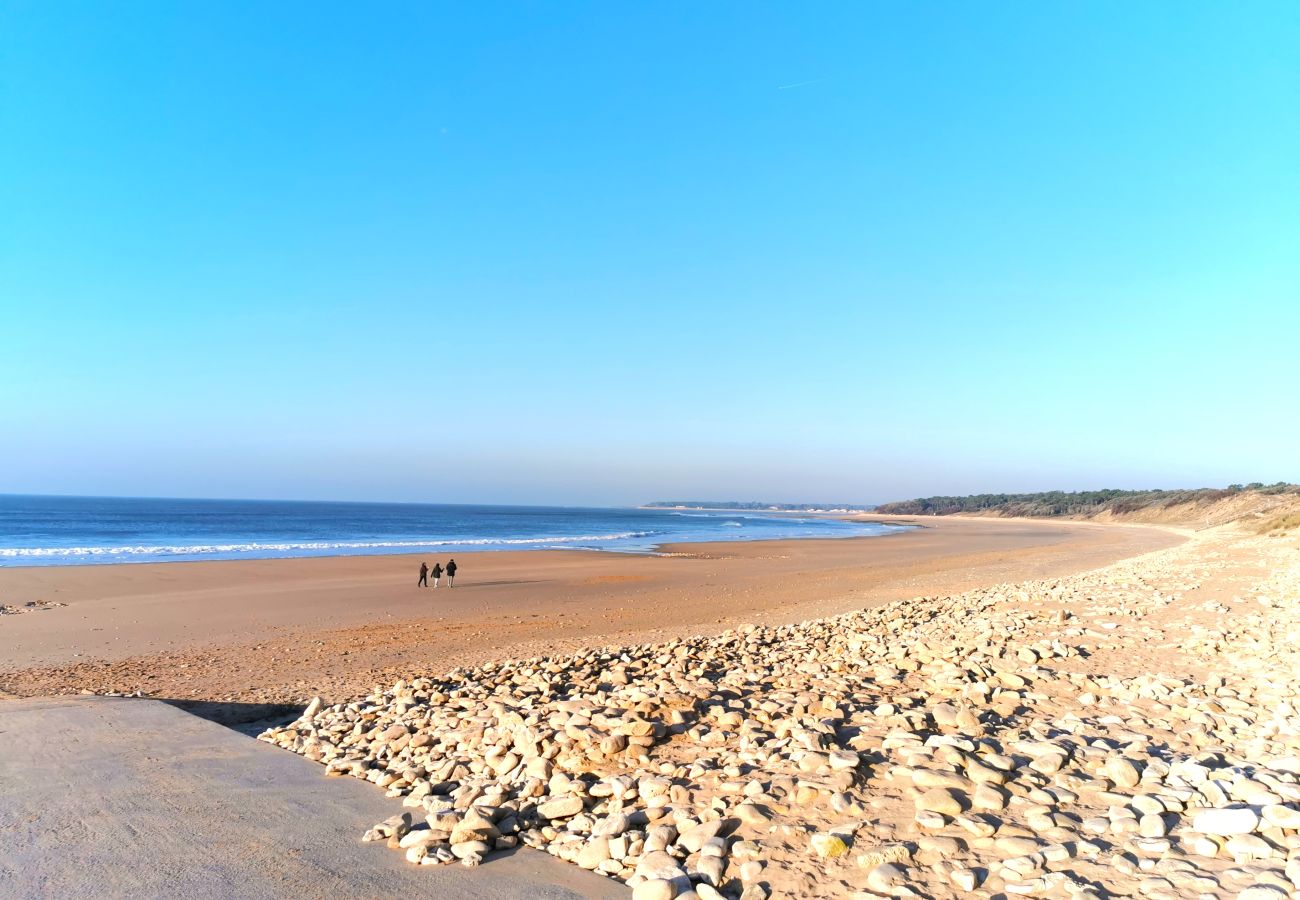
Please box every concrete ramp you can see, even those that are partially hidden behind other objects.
[0,696,627,899]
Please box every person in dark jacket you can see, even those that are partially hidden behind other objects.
[418,561,428,588]
[431,561,443,588]
[446,558,458,587]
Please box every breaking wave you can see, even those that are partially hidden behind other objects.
[0,531,661,560]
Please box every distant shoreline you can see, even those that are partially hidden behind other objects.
[638,505,874,515]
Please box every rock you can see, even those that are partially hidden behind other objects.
[1130,795,1165,816]
[973,783,1007,811]
[1138,813,1167,838]
[915,788,964,817]
[828,750,860,771]
[695,855,725,886]
[636,850,686,881]
[398,827,438,850]
[1193,807,1261,836]
[576,837,610,869]
[1286,855,1300,890]
[451,840,489,860]
[735,803,772,827]
[810,833,849,859]
[855,842,913,868]
[1030,753,1066,775]
[951,867,979,891]
[1105,757,1143,789]
[632,879,677,900]
[1225,833,1273,863]
[910,768,971,791]
[917,835,963,858]
[1236,886,1289,900]
[537,796,584,820]
[1130,837,1169,855]
[956,813,997,838]
[699,837,727,858]
[525,757,553,780]
[363,812,412,842]
[995,837,1042,856]
[914,810,946,830]
[450,807,499,844]
[1260,804,1300,829]
[966,758,1007,785]
[644,824,677,853]
[593,813,631,837]
[678,819,726,853]
[866,862,907,894]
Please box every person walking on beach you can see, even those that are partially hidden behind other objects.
[446,558,457,588]
[431,561,443,588]
[418,561,429,588]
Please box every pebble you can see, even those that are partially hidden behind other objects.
[1236,887,1290,900]
[537,796,584,820]
[950,867,979,891]
[915,788,964,816]
[257,526,1300,900]
[810,833,849,859]
[678,819,725,853]
[866,862,907,894]
[632,879,677,900]
[1106,757,1143,789]
[1193,807,1262,836]
[735,803,772,827]
[1138,813,1167,838]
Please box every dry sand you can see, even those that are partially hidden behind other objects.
[0,516,1179,711]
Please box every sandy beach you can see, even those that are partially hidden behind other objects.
[0,516,1180,710]
[256,516,1300,899]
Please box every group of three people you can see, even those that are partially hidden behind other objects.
[418,558,456,588]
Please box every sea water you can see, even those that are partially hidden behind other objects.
[0,495,904,567]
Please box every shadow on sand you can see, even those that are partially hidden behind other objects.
[162,698,303,736]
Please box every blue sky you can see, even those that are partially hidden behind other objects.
[2,2,1297,505]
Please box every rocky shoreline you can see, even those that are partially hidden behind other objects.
[260,527,1300,898]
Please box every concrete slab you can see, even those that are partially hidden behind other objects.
[0,696,628,899]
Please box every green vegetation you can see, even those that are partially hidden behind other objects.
[876,483,1299,518]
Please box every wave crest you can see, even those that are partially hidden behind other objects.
[0,531,660,559]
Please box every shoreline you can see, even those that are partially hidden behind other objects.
[0,523,914,572]
[0,512,907,571]
[0,516,1183,708]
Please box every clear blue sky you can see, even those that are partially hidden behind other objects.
[2,2,1297,506]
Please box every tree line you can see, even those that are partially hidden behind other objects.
[875,483,1299,517]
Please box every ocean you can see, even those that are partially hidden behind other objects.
[0,495,903,567]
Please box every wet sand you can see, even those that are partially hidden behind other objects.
[0,516,1182,707]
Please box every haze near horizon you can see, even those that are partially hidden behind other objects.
[3,3,1297,506]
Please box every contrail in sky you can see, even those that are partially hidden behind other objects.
[777,78,824,91]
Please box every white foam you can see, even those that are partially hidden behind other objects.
[0,531,661,559]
